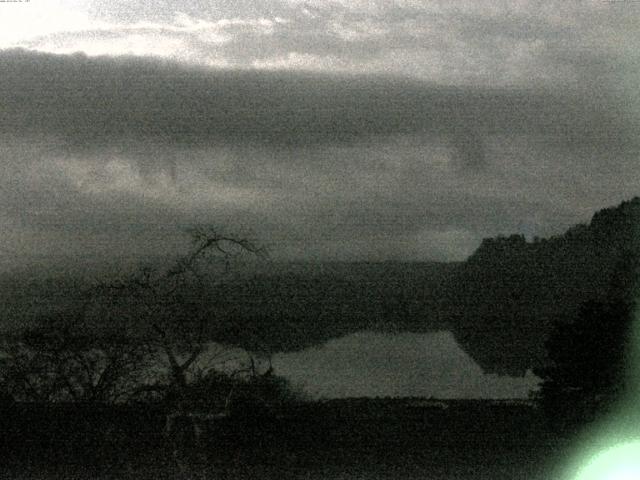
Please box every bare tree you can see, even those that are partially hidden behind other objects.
[0,310,150,404]
[90,226,266,406]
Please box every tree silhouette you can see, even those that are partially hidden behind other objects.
[534,248,639,431]
[534,298,634,430]
[90,226,266,407]
[0,311,149,404]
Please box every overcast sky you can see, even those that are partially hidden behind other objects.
[0,0,638,264]
[1,1,639,397]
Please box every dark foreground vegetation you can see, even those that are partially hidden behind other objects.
[0,398,565,480]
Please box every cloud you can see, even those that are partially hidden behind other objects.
[0,1,637,87]
[0,50,638,264]
[1,49,633,151]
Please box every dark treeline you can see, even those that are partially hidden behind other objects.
[449,197,640,375]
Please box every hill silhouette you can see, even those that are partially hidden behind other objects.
[1,198,638,377]
[449,197,640,375]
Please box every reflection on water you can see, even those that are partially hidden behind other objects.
[274,331,539,399]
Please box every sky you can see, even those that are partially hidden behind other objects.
[0,0,639,397]
[0,0,639,263]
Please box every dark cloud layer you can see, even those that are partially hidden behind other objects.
[2,49,634,153]
[0,49,638,263]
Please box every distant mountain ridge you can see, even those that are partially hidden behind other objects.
[1,198,638,377]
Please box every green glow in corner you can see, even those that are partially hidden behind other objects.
[563,286,640,479]
[573,442,640,480]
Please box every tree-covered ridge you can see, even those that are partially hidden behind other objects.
[451,197,640,375]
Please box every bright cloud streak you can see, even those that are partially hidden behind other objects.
[0,0,94,45]
[0,0,637,86]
